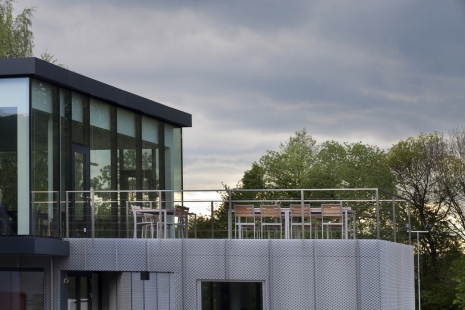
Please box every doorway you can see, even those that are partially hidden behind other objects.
[71,144,91,238]
[66,272,100,310]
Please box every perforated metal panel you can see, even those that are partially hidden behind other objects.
[0,238,414,309]
[315,240,358,309]
[359,240,381,310]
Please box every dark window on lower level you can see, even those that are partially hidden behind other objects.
[201,281,262,310]
[0,269,44,309]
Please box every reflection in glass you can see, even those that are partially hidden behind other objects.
[118,108,137,236]
[142,116,159,203]
[164,124,182,207]
[31,79,59,237]
[72,93,89,145]
[0,78,29,236]
[90,99,113,237]
[74,151,87,237]
[0,107,17,235]
[0,270,44,310]
[201,282,263,310]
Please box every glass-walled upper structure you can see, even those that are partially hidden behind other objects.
[0,58,191,238]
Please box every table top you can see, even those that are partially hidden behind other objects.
[232,207,353,213]
[134,208,175,215]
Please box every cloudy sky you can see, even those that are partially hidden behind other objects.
[16,0,465,191]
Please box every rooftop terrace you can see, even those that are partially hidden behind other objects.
[23,188,412,244]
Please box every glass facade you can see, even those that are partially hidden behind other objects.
[0,269,44,310]
[0,78,29,236]
[0,77,184,238]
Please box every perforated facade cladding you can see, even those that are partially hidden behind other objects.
[0,239,414,309]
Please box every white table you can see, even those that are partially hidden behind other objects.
[234,207,355,239]
[133,208,175,238]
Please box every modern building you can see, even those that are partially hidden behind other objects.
[0,58,414,309]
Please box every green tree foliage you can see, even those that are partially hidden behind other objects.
[452,256,465,309]
[207,129,398,239]
[257,129,317,189]
[0,0,35,58]
[387,131,465,309]
[387,133,459,269]
[240,129,396,196]
[0,0,63,65]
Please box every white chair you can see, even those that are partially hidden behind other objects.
[321,203,344,239]
[234,204,258,239]
[166,206,189,238]
[131,205,154,238]
[290,204,318,239]
[260,204,282,239]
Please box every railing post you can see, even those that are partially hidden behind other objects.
[211,201,214,239]
[408,201,411,245]
[91,190,95,239]
[65,191,69,238]
[392,196,396,243]
[228,189,232,239]
[301,189,304,239]
[30,192,35,236]
[376,189,380,240]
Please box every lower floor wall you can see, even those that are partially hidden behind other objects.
[0,239,414,309]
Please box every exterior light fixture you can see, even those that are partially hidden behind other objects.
[140,271,150,281]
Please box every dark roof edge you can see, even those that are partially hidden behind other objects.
[0,57,192,127]
[0,236,69,256]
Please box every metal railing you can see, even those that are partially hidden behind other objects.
[29,188,412,243]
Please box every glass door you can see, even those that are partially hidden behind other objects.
[67,272,99,310]
[71,145,90,238]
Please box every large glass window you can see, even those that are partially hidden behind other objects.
[90,99,114,237]
[31,80,60,237]
[72,93,89,146]
[0,77,185,238]
[117,108,138,236]
[0,269,44,310]
[142,116,160,203]
[0,78,29,235]
[164,124,182,206]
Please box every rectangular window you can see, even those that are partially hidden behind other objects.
[0,78,29,235]
[200,281,263,310]
[90,99,113,237]
[0,269,44,310]
[164,124,182,207]
[31,79,60,237]
[142,116,160,203]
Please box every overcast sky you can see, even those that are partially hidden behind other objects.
[16,0,465,191]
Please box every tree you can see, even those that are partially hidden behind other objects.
[0,0,35,58]
[452,255,465,309]
[257,128,317,189]
[0,0,63,65]
[387,132,464,309]
[387,132,459,270]
[209,129,398,239]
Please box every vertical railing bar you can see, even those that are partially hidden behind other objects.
[91,190,95,239]
[66,191,69,238]
[301,189,304,240]
[376,189,380,240]
[125,200,128,239]
[31,192,35,236]
[392,196,396,243]
[408,201,411,245]
[211,201,214,239]
[228,189,232,239]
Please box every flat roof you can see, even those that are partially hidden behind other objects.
[0,57,192,127]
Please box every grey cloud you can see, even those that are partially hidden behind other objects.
[16,0,465,188]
